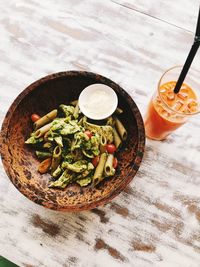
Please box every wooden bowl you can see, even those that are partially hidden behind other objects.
[0,71,145,211]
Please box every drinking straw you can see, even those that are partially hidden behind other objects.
[174,6,200,94]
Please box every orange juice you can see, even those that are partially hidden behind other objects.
[145,81,198,140]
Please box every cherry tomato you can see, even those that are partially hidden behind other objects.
[31,113,40,122]
[84,130,93,139]
[105,144,116,154]
[113,157,118,169]
[92,156,100,167]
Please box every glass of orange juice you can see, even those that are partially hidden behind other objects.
[144,66,200,140]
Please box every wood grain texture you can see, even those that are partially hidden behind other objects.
[0,0,200,267]
[112,0,199,32]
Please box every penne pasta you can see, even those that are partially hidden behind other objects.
[43,142,53,149]
[115,118,127,141]
[34,123,52,138]
[100,144,106,153]
[115,107,123,115]
[44,130,50,142]
[100,135,107,146]
[73,101,79,119]
[36,151,52,160]
[25,100,127,189]
[51,146,62,174]
[52,165,62,178]
[70,99,78,106]
[34,109,57,130]
[106,116,114,126]
[113,127,122,150]
[54,136,63,147]
[83,121,113,143]
[104,154,115,176]
[93,153,107,186]
[78,117,83,126]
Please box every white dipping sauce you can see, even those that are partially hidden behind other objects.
[79,84,118,120]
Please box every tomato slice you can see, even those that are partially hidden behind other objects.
[84,130,93,139]
[31,114,40,122]
[105,144,116,154]
[113,157,118,169]
[92,156,100,167]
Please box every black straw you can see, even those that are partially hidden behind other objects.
[174,7,200,94]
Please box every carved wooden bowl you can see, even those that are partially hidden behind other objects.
[0,71,145,211]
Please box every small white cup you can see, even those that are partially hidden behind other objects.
[79,84,118,120]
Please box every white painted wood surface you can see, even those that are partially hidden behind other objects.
[0,1,200,266]
[112,0,199,32]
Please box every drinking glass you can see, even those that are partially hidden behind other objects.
[144,66,200,140]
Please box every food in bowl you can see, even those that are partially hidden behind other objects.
[0,71,145,211]
[25,98,127,189]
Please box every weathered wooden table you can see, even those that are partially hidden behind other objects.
[1,1,200,266]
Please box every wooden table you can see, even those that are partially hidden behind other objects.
[1,1,200,266]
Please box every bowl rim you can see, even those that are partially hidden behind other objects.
[0,71,145,211]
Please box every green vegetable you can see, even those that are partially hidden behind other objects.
[43,142,53,149]
[63,150,82,163]
[78,117,84,126]
[63,153,74,163]
[60,121,80,135]
[76,177,92,187]
[62,160,88,173]
[52,165,62,178]
[25,101,123,190]
[49,170,74,188]
[83,121,113,143]
[72,132,100,157]
[25,136,43,145]
[59,104,74,117]
[75,162,94,180]
[47,130,59,142]
[88,162,94,171]
[82,150,94,158]
[90,133,100,155]
[71,149,83,161]
[54,136,63,147]
[51,118,66,131]
[62,137,71,146]
[92,148,100,156]
[65,115,72,123]
[77,162,94,177]
[71,132,88,151]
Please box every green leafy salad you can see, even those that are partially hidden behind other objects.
[25,100,127,189]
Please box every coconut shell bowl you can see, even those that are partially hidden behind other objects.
[0,71,145,211]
